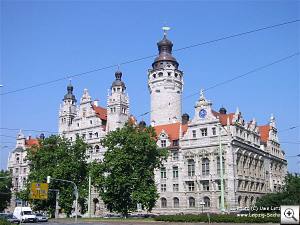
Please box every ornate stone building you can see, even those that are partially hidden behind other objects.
[149,33,287,213]
[7,131,39,210]
[7,30,287,214]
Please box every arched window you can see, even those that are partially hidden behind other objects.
[189,197,195,208]
[95,145,100,153]
[202,158,210,175]
[250,196,254,206]
[95,132,98,138]
[161,198,167,208]
[158,72,163,77]
[244,196,249,207]
[238,196,242,207]
[204,196,210,208]
[188,159,195,176]
[88,146,93,154]
[173,197,179,208]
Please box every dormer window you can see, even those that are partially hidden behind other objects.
[161,140,166,147]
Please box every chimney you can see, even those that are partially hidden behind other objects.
[182,113,189,125]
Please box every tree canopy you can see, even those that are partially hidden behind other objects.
[0,170,12,212]
[256,173,300,209]
[21,135,89,216]
[90,123,167,216]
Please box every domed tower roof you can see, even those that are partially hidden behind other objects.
[219,106,227,114]
[111,70,126,89]
[63,82,77,102]
[152,27,179,69]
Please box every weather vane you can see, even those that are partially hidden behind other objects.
[162,26,171,37]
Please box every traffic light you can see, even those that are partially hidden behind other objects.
[47,176,51,184]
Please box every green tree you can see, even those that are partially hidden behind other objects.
[0,170,12,211]
[256,173,300,209]
[23,135,89,216]
[90,123,167,217]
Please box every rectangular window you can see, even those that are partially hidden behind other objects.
[161,167,166,179]
[188,160,195,177]
[192,130,196,138]
[173,166,178,178]
[172,150,179,160]
[89,133,93,139]
[172,139,179,146]
[202,181,209,191]
[201,128,208,136]
[187,181,195,191]
[23,168,26,173]
[173,184,179,192]
[212,127,216,135]
[161,184,166,192]
[161,140,166,148]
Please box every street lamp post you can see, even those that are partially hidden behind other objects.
[47,176,78,223]
[218,125,225,213]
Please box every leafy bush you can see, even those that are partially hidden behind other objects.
[0,218,12,225]
[154,214,280,223]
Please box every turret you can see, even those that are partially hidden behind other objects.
[58,82,77,133]
[107,70,130,132]
[148,27,184,126]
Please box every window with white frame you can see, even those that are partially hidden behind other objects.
[173,183,179,192]
[201,128,208,136]
[161,184,166,192]
[161,167,166,179]
[161,140,166,147]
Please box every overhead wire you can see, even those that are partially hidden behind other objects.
[0,19,299,96]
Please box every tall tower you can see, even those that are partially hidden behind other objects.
[107,70,130,132]
[148,28,183,126]
[59,82,77,133]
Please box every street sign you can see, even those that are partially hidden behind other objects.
[30,183,48,200]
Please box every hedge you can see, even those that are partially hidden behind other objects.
[154,214,280,223]
[0,219,12,225]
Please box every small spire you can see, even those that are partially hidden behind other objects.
[162,26,171,37]
[200,89,205,100]
[235,107,240,115]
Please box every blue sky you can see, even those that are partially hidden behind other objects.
[0,1,299,172]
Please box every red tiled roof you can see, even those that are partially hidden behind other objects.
[259,125,270,143]
[154,122,188,141]
[92,105,107,121]
[25,138,39,147]
[128,115,137,125]
[212,110,235,126]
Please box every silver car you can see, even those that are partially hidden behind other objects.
[34,213,48,222]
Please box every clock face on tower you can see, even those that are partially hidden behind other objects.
[199,109,207,118]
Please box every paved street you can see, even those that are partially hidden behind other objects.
[26,220,280,225]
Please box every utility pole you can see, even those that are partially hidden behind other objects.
[87,175,91,218]
[218,125,225,213]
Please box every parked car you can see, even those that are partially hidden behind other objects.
[0,213,20,224]
[35,213,48,222]
[13,207,37,223]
